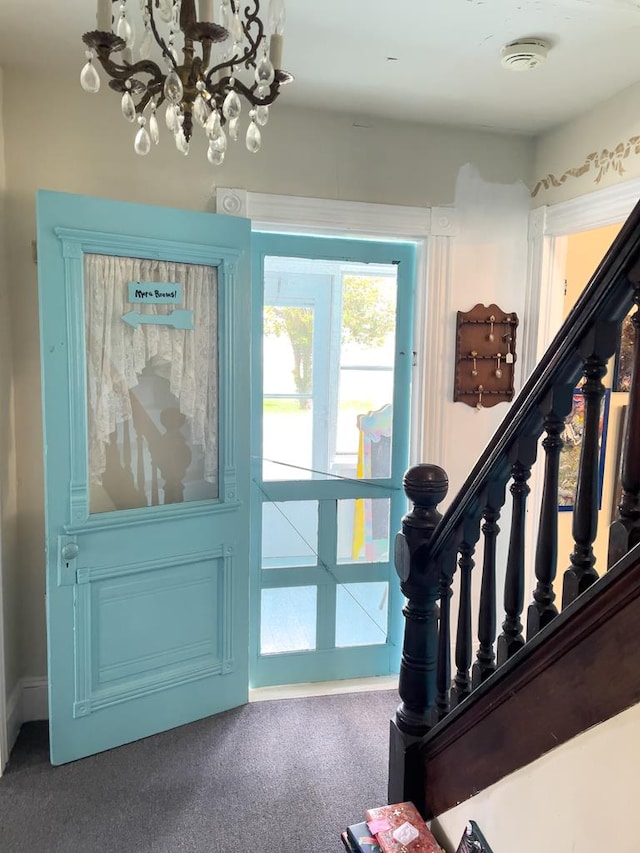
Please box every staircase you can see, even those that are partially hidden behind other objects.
[389,197,640,821]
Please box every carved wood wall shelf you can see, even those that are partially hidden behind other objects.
[454,303,518,409]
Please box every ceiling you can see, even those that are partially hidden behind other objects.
[2,0,640,134]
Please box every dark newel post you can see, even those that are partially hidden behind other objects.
[472,480,507,689]
[497,436,538,665]
[451,516,481,708]
[527,386,574,639]
[436,544,458,722]
[609,282,640,566]
[563,323,618,608]
[388,464,448,808]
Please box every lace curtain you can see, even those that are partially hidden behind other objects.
[84,253,218,486]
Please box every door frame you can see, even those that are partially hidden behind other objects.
[216,188,438,465]
[251,232,416,686]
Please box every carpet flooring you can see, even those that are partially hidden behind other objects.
[0,689,399,853]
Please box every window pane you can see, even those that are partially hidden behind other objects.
[335,583,388,647]
[337,498,391,564]
[335,274,397,479]
[263,305,313,396]
[263,400,314,481]
[261,258,397,483]
[85,254,218,514]
[262,501,318,569]
[260,587,317,654]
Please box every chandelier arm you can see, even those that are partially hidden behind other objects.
[135,89,157,115]
[146,0,178,70]
[95,48,165,86]
[237,0,265,71]
[204,0,264,84]
[222,77,279,107]
[205,51,243,85]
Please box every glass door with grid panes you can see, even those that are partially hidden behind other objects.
[251,233,415,687]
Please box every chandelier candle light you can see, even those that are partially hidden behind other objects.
[81,0,292,163]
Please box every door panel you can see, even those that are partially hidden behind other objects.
[37,191,251,764]
[251,233,415,688]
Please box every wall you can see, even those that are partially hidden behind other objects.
[558,223,624,578]
[431,700,640,853]
[3,68,535,680]
[443,165,531,503]
[533,80,640,207]
[0,68,19,706]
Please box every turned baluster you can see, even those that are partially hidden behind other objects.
[472,480,507,689]
[609,281,640,566]
[451,515,481,708]
[527,386,574,639]
[563,323,618,608]
[436,543,458,721]
[393,464,449,737]
[497,436,538,665]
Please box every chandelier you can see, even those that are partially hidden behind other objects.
[80,0,291,164]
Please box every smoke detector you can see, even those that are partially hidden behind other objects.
[501,39,549,71]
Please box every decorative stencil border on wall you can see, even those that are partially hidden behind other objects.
[532,135,640,197]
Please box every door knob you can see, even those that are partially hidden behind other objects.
[61,542,79,561]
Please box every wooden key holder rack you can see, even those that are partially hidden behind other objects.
[454,303,518,410]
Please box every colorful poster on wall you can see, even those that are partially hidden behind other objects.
[558,388,611,512]
[613,309,635,392]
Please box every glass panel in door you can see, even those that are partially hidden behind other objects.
[85,254,219,514]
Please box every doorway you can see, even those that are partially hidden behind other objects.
[250,232,416,688]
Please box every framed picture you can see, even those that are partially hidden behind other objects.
[558,388,611,512]
[613,309,635,392]
[609,404,627,524]
[456,821,494,853]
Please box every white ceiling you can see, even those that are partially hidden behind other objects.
[2,0,640,134]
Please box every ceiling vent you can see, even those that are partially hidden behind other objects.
[501,39,549,72]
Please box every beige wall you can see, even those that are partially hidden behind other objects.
[432,700,640,853]
[3,68,535,679]
[559,223,624,577]
[0,68,19,703]
[533,81,640,207]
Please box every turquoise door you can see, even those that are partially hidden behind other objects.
[37,191,251,764]
[251,233,416,687]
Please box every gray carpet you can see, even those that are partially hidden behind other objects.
[0,690,399,853]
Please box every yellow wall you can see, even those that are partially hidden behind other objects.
[559,223,625,578]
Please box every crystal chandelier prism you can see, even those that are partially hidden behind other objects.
[80,0,292,164]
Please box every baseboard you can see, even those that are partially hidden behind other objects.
[22,677,48,722]
[249,674,399,703]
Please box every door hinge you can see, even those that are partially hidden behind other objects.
[32,240,38,265]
